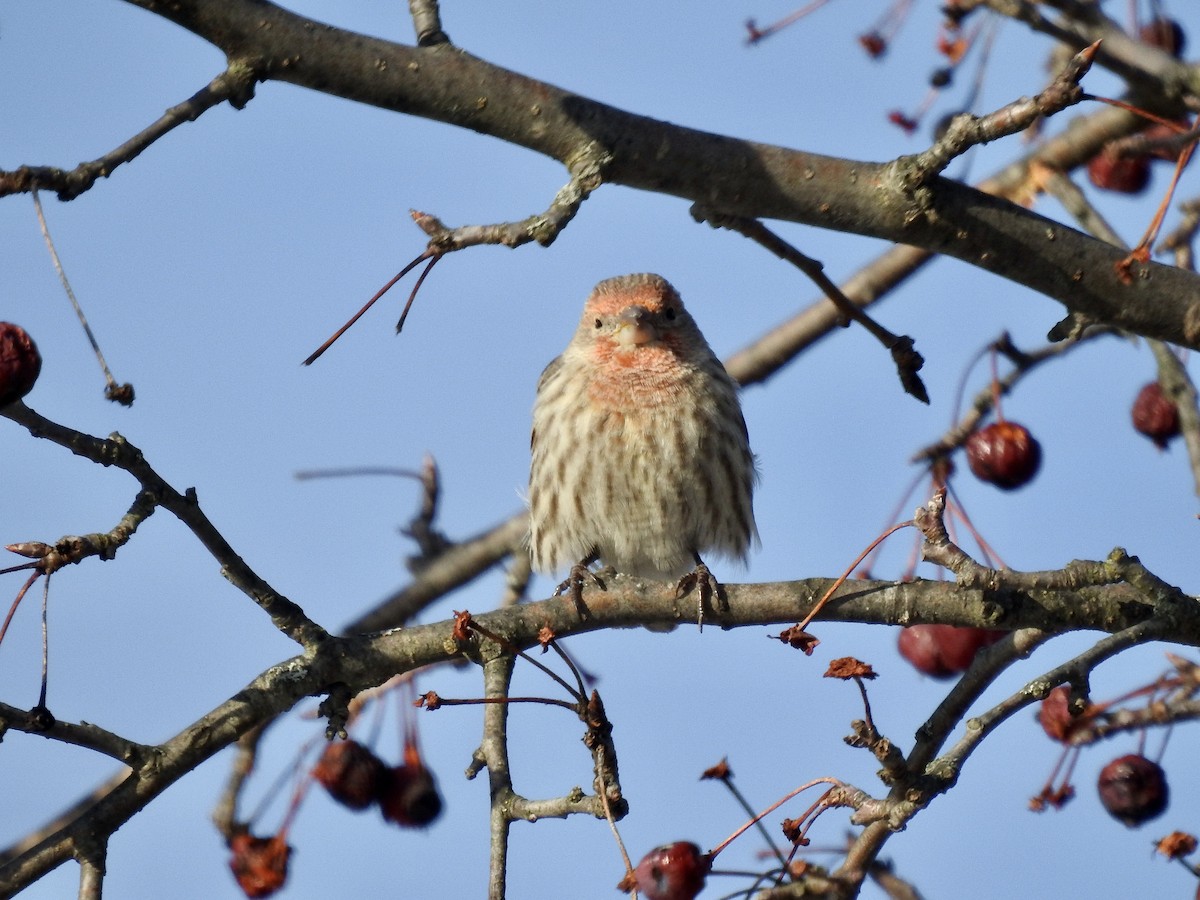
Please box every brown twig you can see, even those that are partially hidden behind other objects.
[690,207,928,402]
[31,190,133,405]
[0,65,261,201]
[406,0,450,46]
[911,332,1101,465]
[1,403,326,648]
[899,40,1100,186]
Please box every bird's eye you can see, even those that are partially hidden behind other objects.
[664,307,677,321]
[594,318,603,329]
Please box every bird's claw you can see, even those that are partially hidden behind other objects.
[676,561,724,630]
[555,563,606,618]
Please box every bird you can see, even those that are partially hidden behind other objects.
[527,273,758,624]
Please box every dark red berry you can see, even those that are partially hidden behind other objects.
[228,832,291,899]
[1139,17,1186,57]
[624,841,711,900]
[859,31,887,58]
[930,67,952,89]
[887,110,918,135]
[1140,121,1191,163]
[1037,685,1094,743]
[897,624,1005,679]
[965,421,1042,490]
[1132,382,1180,449]
[0,323,42,406]
[313,739,386,811]
[1097,754,1168,827]
[378,758,442,828]
[1087,149,1152,194]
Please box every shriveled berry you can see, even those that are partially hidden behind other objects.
[1097,754,1168,827]
[1037,685,1094,743]
[228,832,291,899]
[1087,149,1152,194]
[0,323,42,406]
[313,739,386,811]
[378,760,442,828]
[897,624,1005,679]
[624,841,711,900]
[1139,17,1186,57]
[1132,382,1180,449]
[965,420,1042,490]
[929,67,952,89]
[858,31,886,58]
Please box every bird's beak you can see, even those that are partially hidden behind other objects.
[615,306,658,347]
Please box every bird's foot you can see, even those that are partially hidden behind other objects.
[555,560,606,618]
[676,557,725,630]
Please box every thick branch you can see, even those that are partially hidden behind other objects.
[4,552,1197,893]
[102,0,1200,349]
[346,513,527,632]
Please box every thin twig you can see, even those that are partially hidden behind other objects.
[31,190,133,405]
[302,251,433,365]
[0,65,261,201]
[690,207,928,402]
[1,403,325,648]
[899,41,1100,186]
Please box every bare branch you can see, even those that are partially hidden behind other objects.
[211,723,270,841]
[691,207,928,402]
[102,0,1200,349]
[900,40,1099,185]
[972,0,1200,98]
[477,654,515,900]
[31,190,133,405]
[0,541,1196,894]
[1,402,326,648]
[0,65,261,201]
[0,702,148,765]
[1148,341,1200,499]
[406,0,449,47]
[412,147,608,253]
[346,513,526,632]
[76,837,105,900]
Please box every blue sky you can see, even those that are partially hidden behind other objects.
[4,2,1200,898]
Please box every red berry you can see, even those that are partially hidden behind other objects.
[1097,754,1168,827]
[965,420,1042,490]
[627,842,710,900]
[378,760,442,828]
[897,624,1005,679]
[858,31,887,58]
[1087,149,1152,194]
[1140,121,1191,163]
[228,832,291,899]
[1038,685,1091,742]
[1139,17,1186,57]
[313,739,386,810]
[1131,382,1180,449]
[0,323,42,406]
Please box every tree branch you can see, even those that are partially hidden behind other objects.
[0,702,149,765]
[24,0,1183,350]
[4,536,1194,894]
[0,65,261,201]
[1,402,326,648]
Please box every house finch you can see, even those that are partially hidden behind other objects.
[528,273,758,621]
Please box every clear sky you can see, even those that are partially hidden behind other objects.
[4,2,1200,898]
